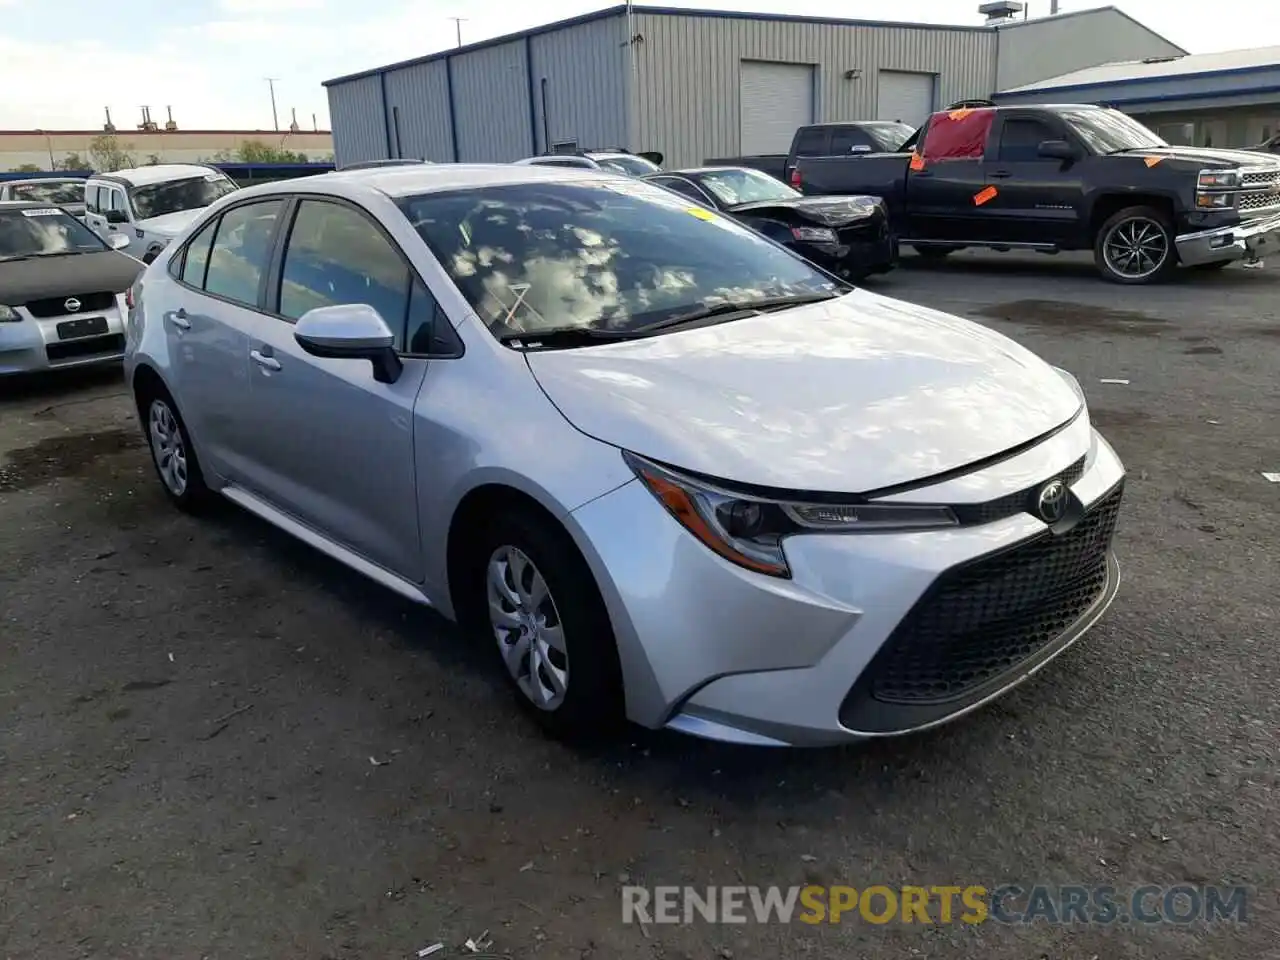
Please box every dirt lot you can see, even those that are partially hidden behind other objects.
[2,251,1277,959]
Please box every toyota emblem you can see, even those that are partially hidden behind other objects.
[64,297,81,313]
[1036,479,1068,523]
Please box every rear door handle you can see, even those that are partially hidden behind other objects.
[989,170,1013,179]
[165,308,191,330]
[250,349,281,371]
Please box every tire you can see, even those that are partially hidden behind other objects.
[136,381,211,512]
[463,507,624,741]
[1094,206,1178,284]
[911,244,954,260]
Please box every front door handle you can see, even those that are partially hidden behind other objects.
[989,170,1013,179]
[165,308,191,330]
[250,349,281,371]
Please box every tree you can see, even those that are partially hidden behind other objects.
[59,152,87,171]
[8,163,42,173]
[145,153,162,165]
[236,139,310,164]
[89,135,136,172]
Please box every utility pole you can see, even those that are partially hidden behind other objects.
[449,17,466,47]
[265,77,281,131]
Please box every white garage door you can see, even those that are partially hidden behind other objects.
[740,61,814,155]
[876,71,936,128]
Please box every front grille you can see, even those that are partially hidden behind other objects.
[1239,191,1280,213]
[24,291,116,319]
[852,484,1123,709]
[1238,168,1280,215]
[1241,168,1280,186]
[951,456,1086,526]
[46,333,125,363]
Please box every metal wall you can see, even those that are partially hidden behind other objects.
[384,60,454,162]
[529,15,629,154]
[993,10,1185,93]
[631,13,996,167]
[326,75,387,167]
[451,41,535,162]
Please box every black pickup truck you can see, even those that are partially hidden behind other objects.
[706,120,915,185]
[792,103,1280,283]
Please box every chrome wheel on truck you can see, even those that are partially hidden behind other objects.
[1095,206,1177,284]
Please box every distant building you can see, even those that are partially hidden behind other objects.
[321,2,1183,169]
[994,46,1280,149]
[1,129,334,172]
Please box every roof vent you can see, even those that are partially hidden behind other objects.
[978,1,1024,22]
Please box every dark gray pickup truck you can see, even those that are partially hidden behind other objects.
[706,121,915,184]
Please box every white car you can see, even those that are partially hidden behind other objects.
[84,164,238,264]
[124,164,1125,746]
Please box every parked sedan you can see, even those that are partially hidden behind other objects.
[644,166,896,280]
[1,201,140,375]
[124,166,1124,747]
[0,177,88,221]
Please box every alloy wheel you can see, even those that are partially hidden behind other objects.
[1103,217,1169,280]
[486,545,569,711]
[148,399,188,497]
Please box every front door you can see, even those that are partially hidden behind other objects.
[83,185,108,240]
[239,197,429,581]
[979,114,1086,246]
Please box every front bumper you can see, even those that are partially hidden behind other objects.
[1176,211,1280,266]
[0,301,127,376]
[569,415,1125,747]
[804,230,898,278]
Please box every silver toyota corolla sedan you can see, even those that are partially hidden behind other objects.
[123,164,1125,747]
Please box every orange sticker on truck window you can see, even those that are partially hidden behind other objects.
[1145,156,1163,167]
[973,185,999,206]
[909,152,926,171]
[948,109,974,121]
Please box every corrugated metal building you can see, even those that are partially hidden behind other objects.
[323,3,1183,169]
[994,46,1280,150]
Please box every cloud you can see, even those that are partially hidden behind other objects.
[219,0,324,12]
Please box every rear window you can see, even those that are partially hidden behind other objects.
[9,181,84,204]
[793,128,827,156]
[919,109,995,162]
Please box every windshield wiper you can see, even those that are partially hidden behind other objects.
[635,292,841,333]
[499,326,641,349]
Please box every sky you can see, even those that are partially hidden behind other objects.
[1,0,1278,131]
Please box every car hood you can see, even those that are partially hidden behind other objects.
[727,196,884,227]
[138,208,204,237]
[1123,146,1280,169]
[525,289,1082,493]
[0,249,143,306]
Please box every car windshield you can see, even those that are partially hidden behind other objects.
[696,168,800,206]
[1060,108,1167,154]
[399,180,844,340]
[10,180,84,204]
[0,208,105,260]
[592,155,661,177]
[862,122,916,151]
[130,174,237,219]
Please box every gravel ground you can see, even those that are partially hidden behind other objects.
[1,250,1277,960]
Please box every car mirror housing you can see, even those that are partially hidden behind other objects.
[107,233,131,250]
[294,303,403,384]
[105,209,129,224]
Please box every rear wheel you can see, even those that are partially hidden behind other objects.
[1094,206,1178,284]
[911,244,954,260]
[464,507,624,741]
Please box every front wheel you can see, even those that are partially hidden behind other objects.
[468,508,624,741]
[1094,206,1178,284]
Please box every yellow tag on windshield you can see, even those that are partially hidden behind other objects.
[686,207,715,221]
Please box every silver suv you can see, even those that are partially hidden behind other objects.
[85,164,237,263]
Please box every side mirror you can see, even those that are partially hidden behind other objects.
[1038,139,1077,162]
[105,209,129,224]
[294,303,403,384]
[107,233,131,250]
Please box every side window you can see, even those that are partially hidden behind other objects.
[85,185,100,214]
[277,200,410,345]
[406,279,460,355]
[108,189,129,217]
[179,218,218,287]
[793,127,827,157]
[204,200,283,307]
[997,118,1056,162]
[662,179,714,206]
[830,127,873,154]
[919,109,995,163]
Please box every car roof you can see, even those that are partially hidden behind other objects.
[90,163,218,186]
[229,162,623,202]
[3,176,86,185]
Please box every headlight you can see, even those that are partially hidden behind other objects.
[0,305,21,323]
[1198,169,1239,189]
[624,452,958,579]
[792,226,838,244]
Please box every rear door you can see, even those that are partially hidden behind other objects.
[238,196,430,580]
[980,112,1086,246]
[904,109,998,242]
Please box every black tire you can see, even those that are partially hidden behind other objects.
[1093,206,1178,284]
[135,379,211,513]
[463,507,624,741]
[911,244,954,260]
